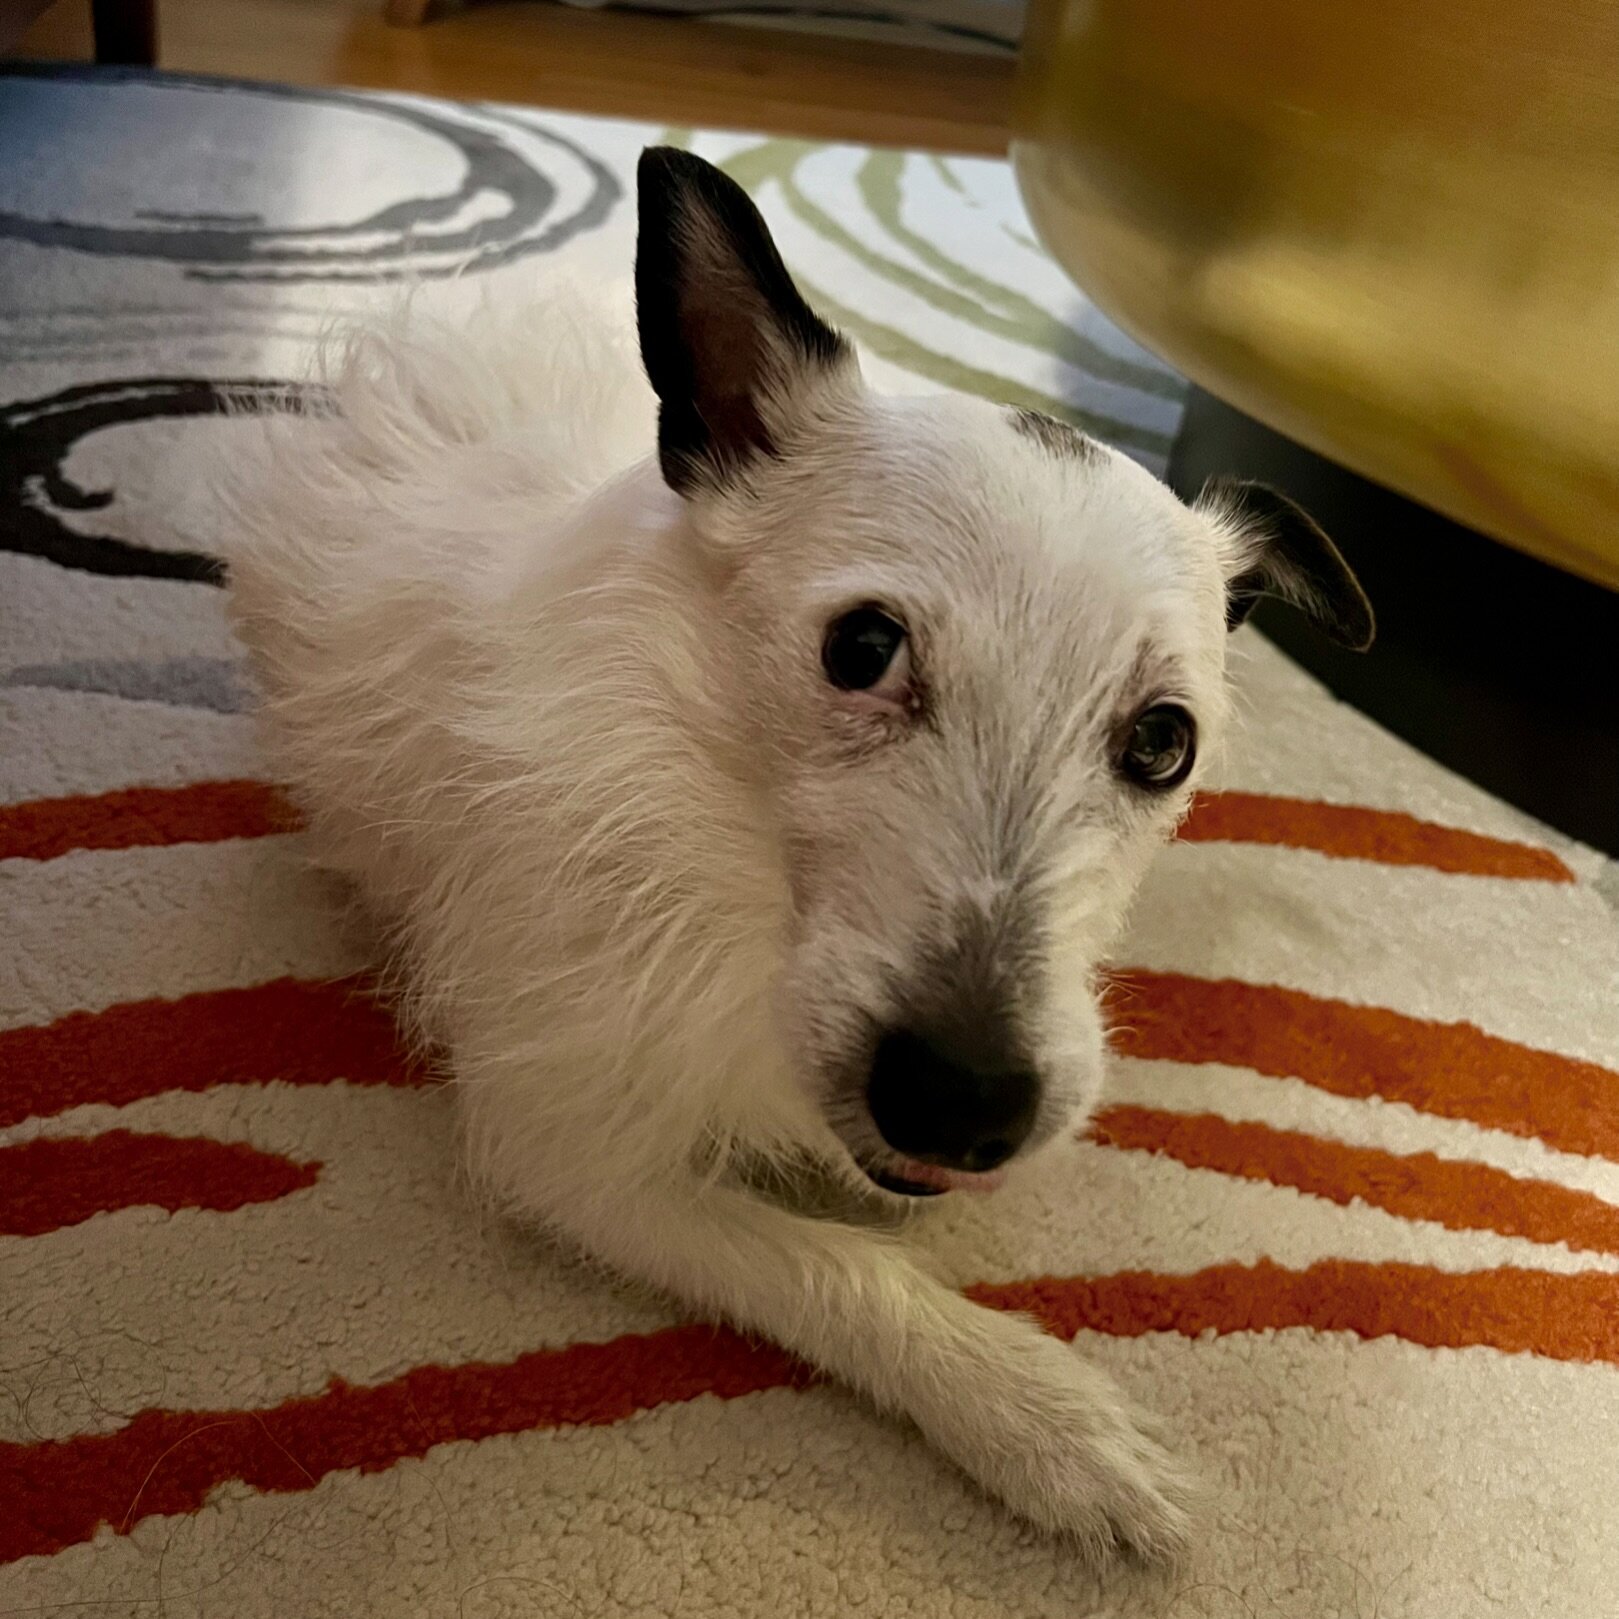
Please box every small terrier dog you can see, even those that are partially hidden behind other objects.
[225,148,1370,1561]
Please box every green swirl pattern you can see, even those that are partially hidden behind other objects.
[669,131,1186,467]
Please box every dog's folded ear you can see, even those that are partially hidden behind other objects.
[1199,476,1375,651]
[635,146,856,495]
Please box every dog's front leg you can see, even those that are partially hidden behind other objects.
[546,1178,1197,1560]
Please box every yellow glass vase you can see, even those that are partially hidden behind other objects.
[1012,0,1619,588]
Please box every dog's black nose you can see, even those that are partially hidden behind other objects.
[866,1028,1039,1172]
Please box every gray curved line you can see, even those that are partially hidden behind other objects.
[0,67,620,283]
[0,78,549,267]
[189,112,623,284]
[5,657,256,714]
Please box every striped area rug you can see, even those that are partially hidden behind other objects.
[3,65,1618,1619]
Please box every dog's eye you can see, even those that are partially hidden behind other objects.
[1119,703,1196,790]
[822,607,909,695]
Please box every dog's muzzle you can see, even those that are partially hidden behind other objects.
[862,1026,1039,1197]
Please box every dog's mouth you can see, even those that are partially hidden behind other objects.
[863,1157,1007,1198]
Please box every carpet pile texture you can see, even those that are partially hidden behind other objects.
[2,66,1617,1618]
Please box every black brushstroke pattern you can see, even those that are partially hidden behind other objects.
[0,377,307,584]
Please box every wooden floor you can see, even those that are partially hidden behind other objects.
[12,0,1013,153]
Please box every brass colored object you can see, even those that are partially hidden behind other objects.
[1012,0,1619,587]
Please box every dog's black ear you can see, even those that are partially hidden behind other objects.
[635,146,854,495]
[1200,477,1375,651]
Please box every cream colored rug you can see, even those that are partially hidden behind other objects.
[3,65,1618,1619]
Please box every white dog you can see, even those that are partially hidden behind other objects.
[224,148,1371,1561]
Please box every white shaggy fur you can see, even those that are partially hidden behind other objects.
[220,161,1304,1561]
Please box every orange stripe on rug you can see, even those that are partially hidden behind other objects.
[1107,970,1619,1163]
[0,780,297,862]
[1179,791,1573,881]
[0,1130,320,1237]
[4,1259,1613,1564]
[966,1259,1619,1361]
[0,977,429,1130]
[1,782,1575,884]
[1089,1105,1619,1257]
[0,1323,811,1564]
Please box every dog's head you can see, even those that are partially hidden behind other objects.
[634,148,1371,1198]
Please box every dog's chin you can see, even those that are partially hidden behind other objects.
[861,1156,1008,1199]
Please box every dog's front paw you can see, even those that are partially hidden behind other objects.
[922,1330,1200,1563]
[1027,1386,1200,1565]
